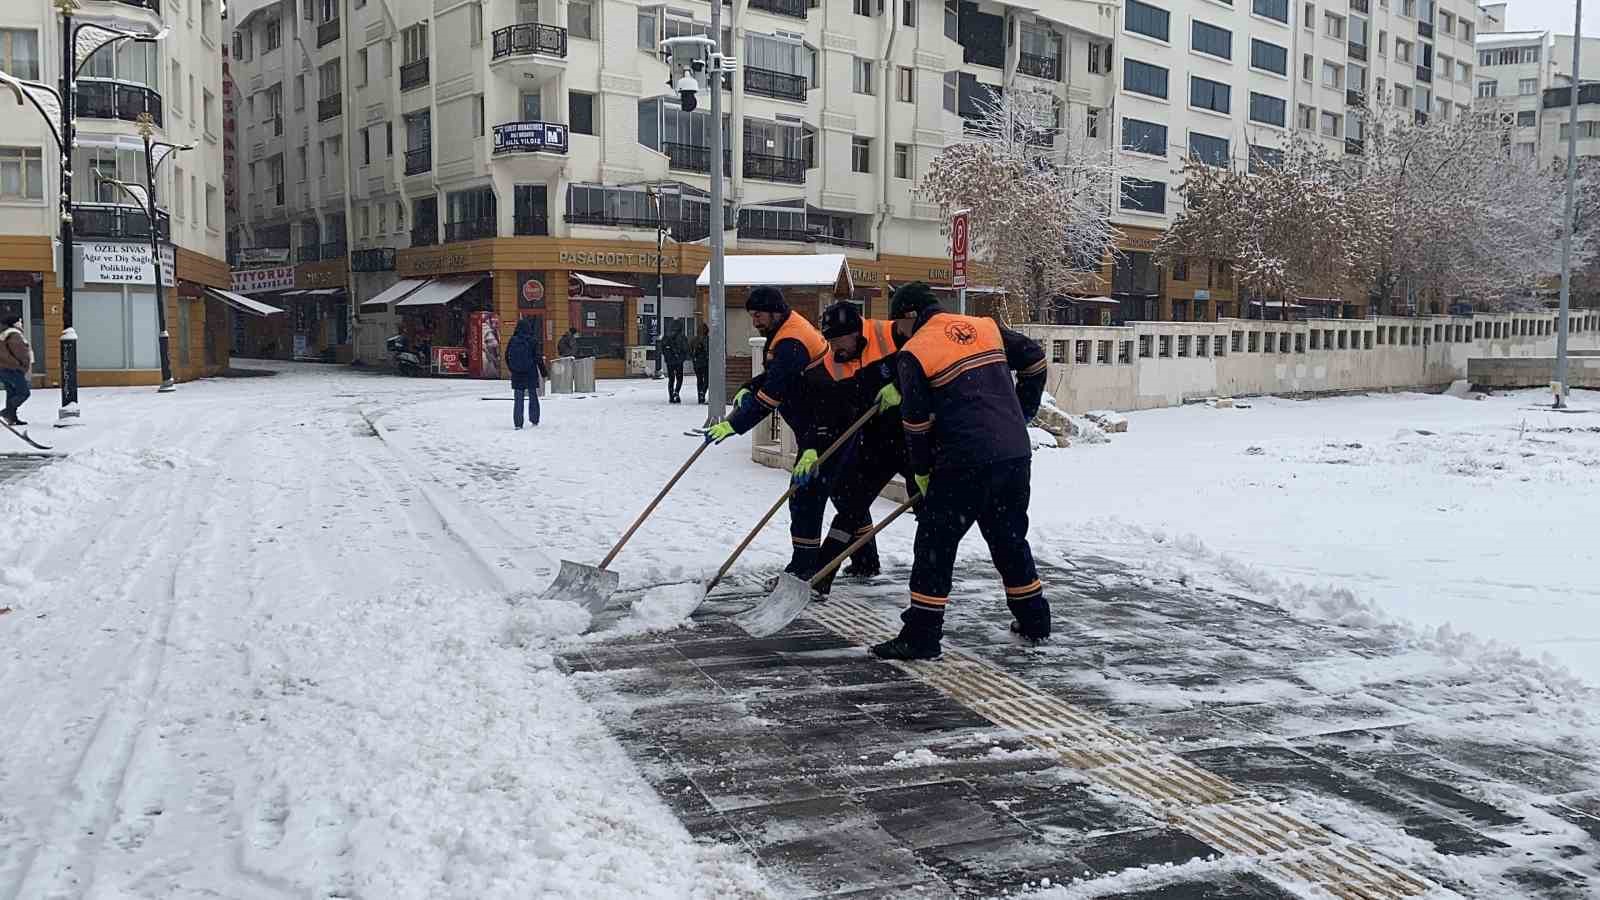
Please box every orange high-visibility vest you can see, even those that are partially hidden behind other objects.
[903,313,1006,389]
[823,318,897,381]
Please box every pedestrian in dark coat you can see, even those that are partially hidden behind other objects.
[689,322,710,404]
[505,317,550,429]
[557,328,578,359]
[660,323,690,403]
[0,314,31,427]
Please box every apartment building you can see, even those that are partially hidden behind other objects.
[0,0,232,388]
[1109,0,1477,322]
[225,0,1120,374]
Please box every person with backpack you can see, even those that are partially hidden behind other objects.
[689,321,710,404]
[0,314,31,427]
[504,317,549,429]
[660,322,690,403]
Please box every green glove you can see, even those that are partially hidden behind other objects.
[732,387,751,409]
[876,383,901,413]
[792,448,819,482]
[705,420,737,444]
[913,473,930,497]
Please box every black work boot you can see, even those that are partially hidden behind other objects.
[1007,594,1051,646]
[869,636,942,661]
[871,607,943,660]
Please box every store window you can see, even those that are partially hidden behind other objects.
[77,285,161,370]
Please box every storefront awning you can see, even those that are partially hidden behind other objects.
[569,272,643,298]
[1070,296,1122,306]
[206,288,284,317]
[360,278,428,311]
[279,289,308,296]
[395,276,484,309]
[304,287,345,296]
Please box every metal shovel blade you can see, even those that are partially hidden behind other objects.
[539,559,621,615]
[732,573,814,638]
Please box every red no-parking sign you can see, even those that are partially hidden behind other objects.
[950,210,969,288]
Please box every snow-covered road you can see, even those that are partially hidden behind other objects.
[0,368,767,899]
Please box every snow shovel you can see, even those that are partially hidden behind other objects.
[540,440,711,613]
[733,493,920,638]
[700,404,881,599]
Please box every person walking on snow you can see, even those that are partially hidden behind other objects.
[806,300,916,596]
[869,282,1051,662]
[689,322,710,404]
[660,322,690,403]
[704,286,845,579]
[505,317,549,429]
[0,314,31,427]
[557,327,578,359]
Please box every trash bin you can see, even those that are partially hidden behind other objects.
[573,356,596,392]
[548,356,577,394]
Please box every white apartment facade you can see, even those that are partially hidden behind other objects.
[0,0,232,387]
[225,0,1121,372]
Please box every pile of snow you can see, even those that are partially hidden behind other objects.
[1084,410,1129,433]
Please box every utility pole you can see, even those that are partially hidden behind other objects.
[1556,0,1582,410]
[57,0,79,424]
[706,0,727,425]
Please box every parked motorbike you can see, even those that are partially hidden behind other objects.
[386,335,428,377]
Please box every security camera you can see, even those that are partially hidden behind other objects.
[676,67,700,111]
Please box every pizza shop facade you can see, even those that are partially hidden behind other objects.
[377,238,955,381]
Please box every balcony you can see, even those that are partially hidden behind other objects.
[1017,52,1061,81]
[1345,137,1364,154]
[404,145,432,176]
[1346,89,1364,107]
[738,225,808,244]
[663,141,732,175]
[514,212,549,236]
[743,152,806,184]
[816,233,873,250]
[351,247,395,271]
[76,80,164,127]
[318,93,342,121]
[1348,42,1368,62]
[445,218,496,243]
[567,212,713,241]
[744,67,808,101]
[411,223,437,247]
[73,203,170,241]
[400,58,429,92]
[317,18,340,47]
[1418,20,1433,38]
[1416,66,1432,84]
[111,0,161,10]
[491,23,568,60]
[321,240,348,261]
[750,0,808,17]
[492,121,570,155]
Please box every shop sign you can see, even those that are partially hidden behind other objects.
[298,262,346,288]
[557,249,666,272]
[492,121,570,155]
[239,247,290,265]
[232,265,296,294]
[849,265,883,287]
[432,346,469,375]
[76,241,175,288]
[518,271,546,309]
[926,266,951,283]
[401,249,472,276]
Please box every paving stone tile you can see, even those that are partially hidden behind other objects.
[856,781,1030,851]
[1097,871,1302,899]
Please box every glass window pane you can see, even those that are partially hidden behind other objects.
[77,290,128,369]
[129,290,160,369]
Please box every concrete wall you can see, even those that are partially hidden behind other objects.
[1468,356,1600,389]
[1017,312,1600,413]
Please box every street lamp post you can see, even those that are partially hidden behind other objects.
[0,9,166,422]
[97,112,192,392]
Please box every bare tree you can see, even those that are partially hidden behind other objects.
[919,86,1126,322]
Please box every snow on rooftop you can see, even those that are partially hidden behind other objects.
[696,253,853,291]
[1477,30,1551,47]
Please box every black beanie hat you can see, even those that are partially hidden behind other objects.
[819,300,863,339]
[745,285,789,314]
[889,281,939,319]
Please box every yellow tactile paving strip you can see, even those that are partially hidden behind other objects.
[803,598,1435,898]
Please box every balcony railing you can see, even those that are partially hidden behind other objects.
[112,0,161,11]
[76,80,164,127]
[320,240,348,261]
[445,218,497,243]
[743,152,806,184]
[404,145,432,176]
[738,226,808,243]
[296,244,323,263]
[491,23,568,60]
[73,203,170,241]
[318,93,341,121]
[815,233,873,250]
[750,0,808,17]
[663,141,732,175]
[1416,66,1432,83]
[1418,20,1433,38]
[1346,89,1364,107]
[744,67,808,101]
[411,223,437,247]
[514,213,549,236]
[400,58,430,92]
[491,121,570,155]
[1017,52,1061,81]
[1348,42,1368,61]
[1345,137,1364,154]
[1349,0,1368,10]
[351,247,395,271]
[566,212,714,242]
[317,18,340,47]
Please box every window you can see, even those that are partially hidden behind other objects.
[319,60,340,99]
[893,142,911,178]
[1190,76,1230,113]
[1297,103,1315,129]
[206,184,219,230]
[1251,39,1287,74]
[1077,340,1092,363]
[1087,107,1102,137]
[1139,335,1154,358]
[1320,110,1341,136]
[1125,0,1170,40]
[1322,62,1343,89]
[944,0,959,39]
[1436,53,1452,80]
[203,90,216,133]
[1249,91,1285,126]
[1325,12,1344,38]
[474,94,485,136]
[360,127,370,165]
[1120,177,1166,213]
[1395,84,1410,108]
[569,0,594,39]
[264,18,282,51]
[854,0,873,15]
[854,57,874,94]
[402,23,428,66]
[1302,53,1313,80]
[1517,109,1535,127]
[852,136,871,172]
[1248,332,1259,352]
[1303,2,1314,29]
[1519,78,1538,96]
[1461,21,1472,41]
[1476,80,1496,98]
[942,71,957,112]
[897,66,914,102]
[0,147,43,200]
[294,74,304,110]
[1458,60,1469,81]
[637,8,657,49]
[173,167,184,217]
[1396,39,1411,63]
[1439,10,1453,32]
[1401,0,1414,14]
[902,0,917,25]
[1098,341,1113,364]
[1188,131,1229,166]
[386,122,394,156]
[1253,0,1288,23]
[470,3,483,44]
[358,206,369,237]
[1119,341,1133,363]
[232,30,244,59]
[171,62,183,115]
[1177,335,1191,357]
[1121,117,1167,155]
[1249,144,1283,171]
[1191,20,1232,59]
[1158,335,1173,358]
[1231,331,1243,352]
[569,91,595,134]
[1123,59,1168,98]
[1214,335,1226,357]
[521,91,543,120]
[1089,41,1112,73]
[356,48,368,86]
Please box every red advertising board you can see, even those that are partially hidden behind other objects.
[950,210,969,288]
[431,346,469,375]
[466,311,502,379]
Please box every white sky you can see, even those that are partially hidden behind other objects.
[1502,0,1600,38]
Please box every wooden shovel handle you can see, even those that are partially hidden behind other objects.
[809,494,919,588]
[599,440,710,569]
